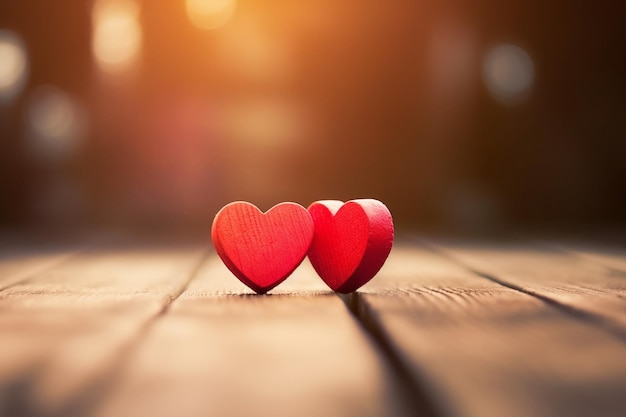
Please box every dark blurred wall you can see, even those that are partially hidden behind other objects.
[0,0,624,233]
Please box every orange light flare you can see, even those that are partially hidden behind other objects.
[212,97,316,203]
[0,30,28,104]
[214,15,293,84]
[186,0,237,30]
[92,0,142,74]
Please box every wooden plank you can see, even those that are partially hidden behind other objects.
[0,237,86,290]
[90,256,422,417]
[427,238,626,336]
[0,239,206,416]
[350,244,626,417]
[547,241,626,274]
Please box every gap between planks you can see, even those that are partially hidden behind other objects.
[0,239,432,417]
[422,237,626,345]
[0,244,88,292]
[84,255,425,417]
[339,291,440,417]
[48,249,210,417]
[535,239,626,276]
[0,240,210,417]
[470,269,626,344]
[348,242,626,417]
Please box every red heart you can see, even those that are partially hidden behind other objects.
[211,202,314,294]
[307,199,394,293]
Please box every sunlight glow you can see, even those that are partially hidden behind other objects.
[0,30,28,102]
[220,99,303,149]
[92,0,142,73]
[216,19,292,83]
[483,44,535,104]
[186,0,236,30]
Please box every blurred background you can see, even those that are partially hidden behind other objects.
[0,0,624,235]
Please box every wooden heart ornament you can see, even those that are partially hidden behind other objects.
[211,202,314,294]
[307,199,394,293]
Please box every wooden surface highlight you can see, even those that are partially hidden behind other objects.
[91,257,417,417]
[0,239,85,291]
[0,238,207,416]
[548,241,626,274]
[1,235,626,417]
[427,239,626,340]
[351,244,626,417]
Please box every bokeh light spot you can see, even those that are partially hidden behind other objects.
[216,18,292,83]
[92,0,142,73]
[26,86,85,160]
[0,30,28,103]
[186,0,236,30]
[483,44,535,104]
[221,99,303,149]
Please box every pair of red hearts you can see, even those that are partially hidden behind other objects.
[211,199,394,294]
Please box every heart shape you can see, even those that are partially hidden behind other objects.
[307,199,394,293]
[211,201,314,294]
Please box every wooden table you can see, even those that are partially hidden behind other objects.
[1,233,625,417]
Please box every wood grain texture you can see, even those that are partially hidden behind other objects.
[0,237,85,290]
[212,202,314,294]
[3,235,626,417]
[351,244,626,417]
[0,239,206,416]
[90,256,420,417]
[547,241,626,274]
[427,238,626,337]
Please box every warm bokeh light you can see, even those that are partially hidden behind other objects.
[186,0,236,30]
[221,99,303,148]
[0,1,624,230]
[216,18,291,83]
[25,86,84,160]
[92,0,142,73]
[482,43,535,104]
[0,30,28,102]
